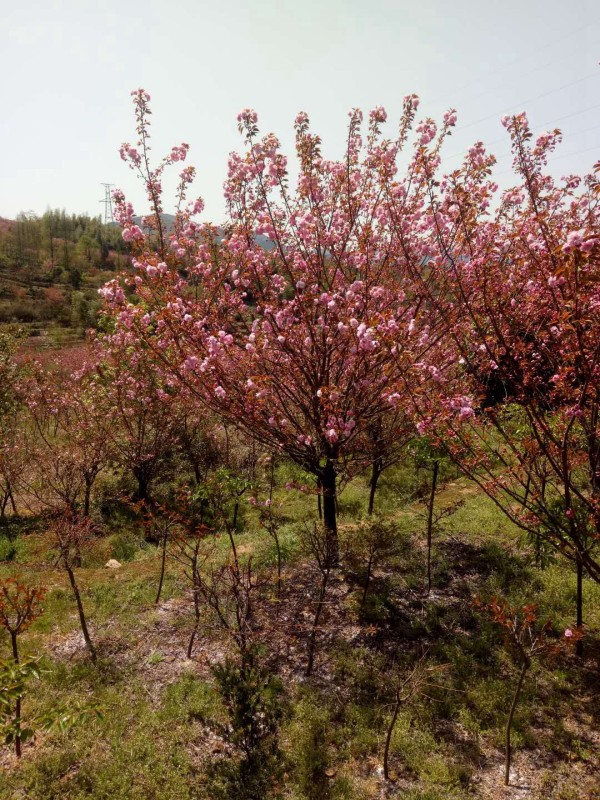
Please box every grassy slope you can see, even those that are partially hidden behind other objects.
[0,468,598,800]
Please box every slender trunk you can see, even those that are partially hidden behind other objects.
[187,589,201,658]
[8,484,17,516]
[64,560,96,661]
[576,554,584,657]
[83,477,93,518]
[193,463,201,486]
[133,469,150,505]
[232,500,239,531]
[320,459,338,562]
[227,527,239,569]
[368,461,381,516]
[306,569,330,677]
[155,528,168,604]
[10,631,21,758]
[1,492,8,518]
[273,530,283,595]
[361,553,374,609]
[505,659,529,786]
[426,461,439,595]
[316,479,322,520]
[383,691,402,781]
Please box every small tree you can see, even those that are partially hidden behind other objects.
[249,455,286,595]
[169,502,211,658]
[301,523,337,677]
[476,597,578,786]
[405,114,600,618]
[46,511,97,661]
[0,578,46,757]
[343,517,398,610]
[382,654,449,781]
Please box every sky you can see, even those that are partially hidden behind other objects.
[1,0,599,223]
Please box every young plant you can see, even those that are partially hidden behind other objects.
[144,506,178,604]
[382,654,449,781]
[169,508,211,658]
[210,647,284,800]
[476,597,578,786]
[343,517,398,609]
[46,511,97,661]
[0,656,42,758]
[300,522,337,677]
[0,577,46,757]
[250,456,286,595]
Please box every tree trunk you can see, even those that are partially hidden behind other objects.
[273,530,283,595]
[187,589,201,658]
[83,477,93,518]
[505,658,529,786]
[10,631,21,758]
[361,553,374,609]
[383,690,402,781]
[65,561,97,662]
[320,458,338,562]
[155,527,168,604]
[576,553,584,657]
[426,460,439,595]
[133,468,150,505]
[368,460,381,516]
[8,482,17,516]
[316,478,322,520]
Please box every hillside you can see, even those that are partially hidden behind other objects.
[0,211,128,350]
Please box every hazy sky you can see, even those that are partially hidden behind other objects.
[1,0,598,223]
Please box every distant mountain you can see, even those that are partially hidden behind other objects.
[132,215,277,251]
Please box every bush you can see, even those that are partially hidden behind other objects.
[207,649,285,800]
[109,531,140,562]
[0,534,20,562]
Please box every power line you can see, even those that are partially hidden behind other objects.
[443,101,600,162]
[493,144,599,177]
[426,22,596,109]
[453,72,600,134]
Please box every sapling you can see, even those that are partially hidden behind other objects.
[300,522,337,677]
[249,457,286,595]
[146,506,177,604]
[46,511,97,661]
[382,654,450,781]
[418,496,464,595]
[343,517,398,609]
[476,597,578,786]
[0,577,46,757]
[169,509,211,658]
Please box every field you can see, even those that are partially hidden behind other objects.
[1,463,598,800]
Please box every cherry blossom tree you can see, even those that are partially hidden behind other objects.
[403,113,600,636]
[101,89,456,557]
[23,360,113,516]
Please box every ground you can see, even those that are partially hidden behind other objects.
[0,467,598,800]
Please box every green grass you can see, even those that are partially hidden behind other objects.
[0,467,598,799]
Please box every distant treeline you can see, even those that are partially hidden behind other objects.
[0,210,129,332]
